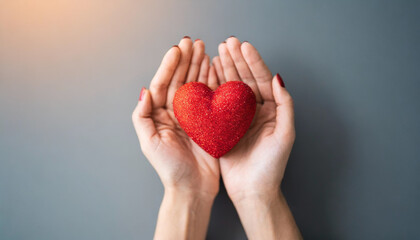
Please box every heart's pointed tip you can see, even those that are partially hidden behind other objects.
[207,147,232,158]
[211,152,224,158]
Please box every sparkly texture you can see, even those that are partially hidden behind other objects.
[173,81,256,158]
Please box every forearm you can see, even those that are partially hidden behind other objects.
[233,190,302,240]
[154,188,215,240]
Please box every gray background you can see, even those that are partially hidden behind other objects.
[1,0,419,239]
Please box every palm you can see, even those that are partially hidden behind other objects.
[150,107,218,194]
[220,102,285,196]
[225,102,277,158]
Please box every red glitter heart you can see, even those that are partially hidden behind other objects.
[173,81,256,158]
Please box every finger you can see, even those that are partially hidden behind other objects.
[186,39,205,83]
[226,37,262,103]
[208,65,218,90]
[166,37,194,109]
[212,56,226,84]
[149,46,181,108]
[198,54,210,84]
[242,42,274,102]
[218,42,240,82]
[132,88,159,146]
[272,74,295,143]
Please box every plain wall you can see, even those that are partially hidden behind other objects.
[1,0,419,239]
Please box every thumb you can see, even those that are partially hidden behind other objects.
[272,74,295,142]
[132,88,159,146]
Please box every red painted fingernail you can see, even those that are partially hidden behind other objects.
[172,45,179,48]
[195,38,201,42]
[139,87,146,101]
[183,36,191,39]
[229,35,235,38]
[222,41,226,43]
[276,73,285,88]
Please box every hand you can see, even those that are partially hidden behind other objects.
[214,37,294,202]
[132,37,219,197]
[212,37,301,239]
[132,37,220,239]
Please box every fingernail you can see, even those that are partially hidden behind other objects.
[172,45,179,48]
[229,35,235,38]
[139,87,146,101]
[195,38,200,42]
[222,41,226,43]
[243,41,248,43]
[183,36,191,39]
[276,73,285,88]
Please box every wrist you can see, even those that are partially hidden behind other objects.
[233,188,281,211]
[155,187,215,240]
[232,189,302,240]
[164,186,217,203]
[228,187,281,205]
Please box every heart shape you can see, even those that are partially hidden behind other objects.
[173,81,256,158]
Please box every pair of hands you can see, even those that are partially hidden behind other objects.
[132,36,299,239]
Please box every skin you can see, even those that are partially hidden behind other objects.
[214,37,302,239]
[132,36,301,239]
[132,38,220,239]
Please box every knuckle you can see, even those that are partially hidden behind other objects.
[283,95,294,105]
[247,54,263,66]
[150,81,168,91]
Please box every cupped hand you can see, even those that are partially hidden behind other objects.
[212,37,296,202]
[132,37,220,198]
